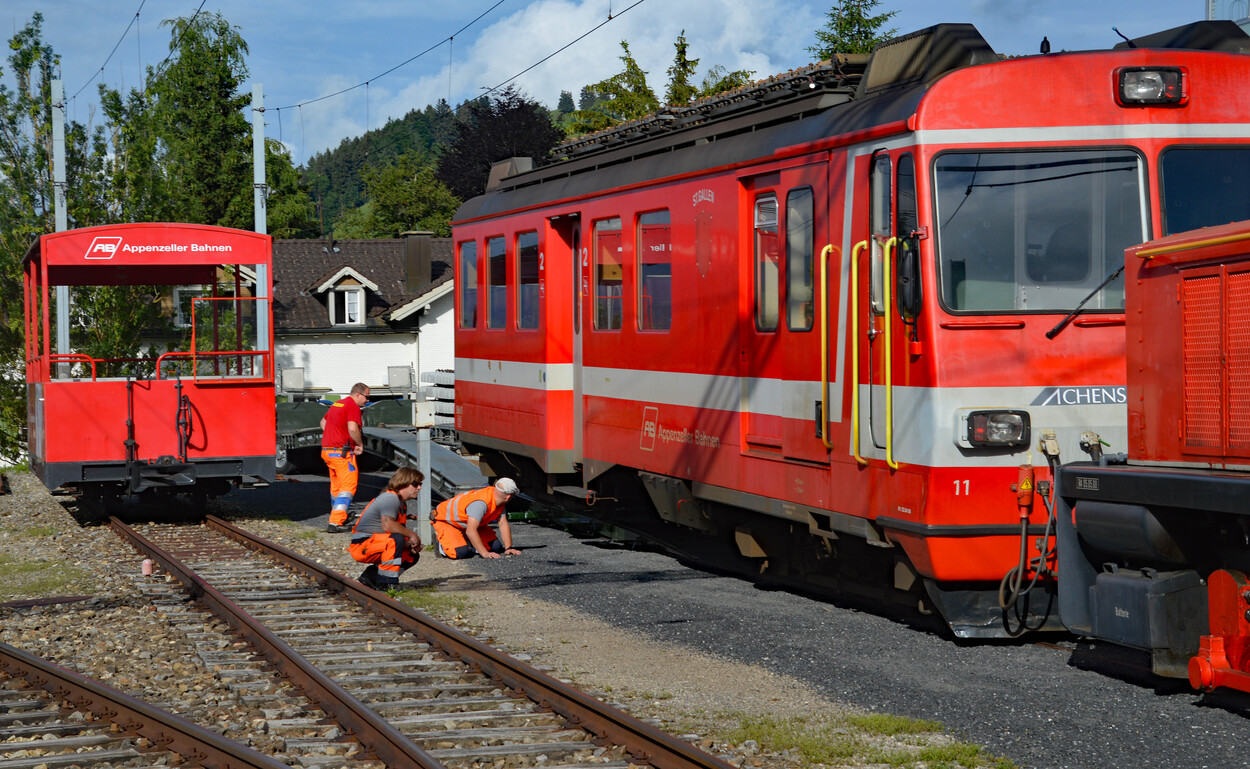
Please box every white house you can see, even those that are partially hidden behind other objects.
[272,232,453,401]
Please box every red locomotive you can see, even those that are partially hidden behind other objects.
[1056,220,1250,685]
[452,22,1250,641]
[24,223,276,510]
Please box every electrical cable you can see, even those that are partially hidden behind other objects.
[69,0,148,102]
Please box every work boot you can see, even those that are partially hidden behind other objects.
[325,523,350,533]
[358,565,380,590]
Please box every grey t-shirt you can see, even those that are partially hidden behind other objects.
[463,499,489,522]
[355,492,405,535]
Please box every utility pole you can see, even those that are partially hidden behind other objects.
[252,83,270,359]
[52,79,69,378]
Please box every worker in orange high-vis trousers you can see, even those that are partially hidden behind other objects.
[431,478,523,559]
[321,382,369,533]
[348,466,423,590]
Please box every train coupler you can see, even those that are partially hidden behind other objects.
[1188,569,1250,693]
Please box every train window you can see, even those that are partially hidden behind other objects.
[754,195,779,331]
[897,155,917,238]
[458,241,478,329]
[573,228,581,334]
[934,149,1142,313]
[593,218,623,330]
[486,236,506,329]
[786,188,814,331]
[1160,147,1250,235]
[637,210,671,331]
[516,231,540,329]
[870,153,892,315]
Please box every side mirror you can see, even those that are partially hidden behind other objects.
[896,235,922,323]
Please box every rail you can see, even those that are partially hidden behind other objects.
[204,514,738,769]
[0,640,290,769]
[882,236,899,471]
[850,240,868,466]
[819,244,836,451]
[108,517,438,769]
[154,349,271,381]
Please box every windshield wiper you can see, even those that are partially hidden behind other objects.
[1045,264,1126,339]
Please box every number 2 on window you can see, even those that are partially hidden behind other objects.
[954,479,970,495]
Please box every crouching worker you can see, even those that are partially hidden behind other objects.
[348,467,424,590]
[432,478,523,559]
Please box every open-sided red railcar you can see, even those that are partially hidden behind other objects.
[452,22,1250,640]
[24,222,276,508]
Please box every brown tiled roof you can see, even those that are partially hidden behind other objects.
[272,237,452,331]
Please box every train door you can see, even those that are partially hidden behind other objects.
[548,213,584,465]
[857,150,918,467]
[741,161,830,463]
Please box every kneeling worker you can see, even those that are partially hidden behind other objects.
[348,467,424,590]
[432,478,522,559]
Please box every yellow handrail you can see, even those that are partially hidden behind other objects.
[850,240,868,466]
[1136,229,1250,259]
[883,236,899,470]
[819,244,836,450]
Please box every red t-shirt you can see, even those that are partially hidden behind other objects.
[322,397,362,448]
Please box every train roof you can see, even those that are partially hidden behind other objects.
[453,20,1250,226]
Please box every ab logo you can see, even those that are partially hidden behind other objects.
[84,236,123,259]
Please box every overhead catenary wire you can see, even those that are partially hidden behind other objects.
[271,0,509,112]
[363,0,647,161]
[68,0,147,102]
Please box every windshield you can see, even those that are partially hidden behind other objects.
[1160,147,1250,235]
[935,149,1144,313]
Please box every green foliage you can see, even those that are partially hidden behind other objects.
[699,65,755,97]
[665,31,700,106]
[570,41,659,133]
[808,0,899,59]
[436,86,564,201]
[335,152,460,238]
[305,99,456,232]
[556,90,576,115]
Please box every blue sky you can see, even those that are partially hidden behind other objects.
[3,1,1223,164]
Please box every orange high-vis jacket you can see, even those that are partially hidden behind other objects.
[432,487,501,530]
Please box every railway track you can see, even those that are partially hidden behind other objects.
[109,515,736,769]
[0,641,288,769]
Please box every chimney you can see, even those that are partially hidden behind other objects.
[403,231,433,293]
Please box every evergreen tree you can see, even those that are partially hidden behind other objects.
[665,31,700,106]
[437,86,564,201]
[568,41,658,134]
[557,91,576,115]
[808,0,898,59]
[334,153,459,238]
[699,65,755,96]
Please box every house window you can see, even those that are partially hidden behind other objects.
[593,218,623,330]
[330,286,365,326]
[517,231,540,329]
[637,210,671,331]
[487,236,506,329]
[174,286,208,328]
[459,240,478,328]
[754,195,779,331]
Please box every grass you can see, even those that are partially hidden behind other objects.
[388,584,470,616]
[0,554,93,601]
[22,526,59,538]
[721,713,1014,769]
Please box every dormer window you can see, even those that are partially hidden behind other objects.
[312,265,379,329]
[331,286,364,326]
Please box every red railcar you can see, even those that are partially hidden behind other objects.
[1056,220,1250,685]
[452,22,1250,638]
[24,223,276,508]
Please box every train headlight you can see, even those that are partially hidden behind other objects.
[955,410,1031,449]
[1117,67,1184,106]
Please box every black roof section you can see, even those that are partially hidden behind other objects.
[1114,20,1250,53]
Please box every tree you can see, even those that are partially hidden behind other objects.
[556,91,576,115]
[665,31,700,105]
[436,86,564,201]
[807,0,898,59]
[0,14,118,461]
[335,152,460,238]
[699,65,755,97]
[567,41,659,134]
